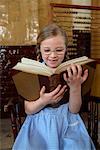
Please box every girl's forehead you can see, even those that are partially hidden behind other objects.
[41,35,65,46]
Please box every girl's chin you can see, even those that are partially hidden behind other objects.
[47,61,60,68]
[49,65,57,68]
[48,64,58,68]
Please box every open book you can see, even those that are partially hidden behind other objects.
[12,56,96,101]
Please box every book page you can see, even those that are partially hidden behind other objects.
[13,60,53,76]
[13,56,95,77]
[55,56,95,74]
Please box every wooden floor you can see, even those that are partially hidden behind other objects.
[0,118,100,150]
[0,118,13,150]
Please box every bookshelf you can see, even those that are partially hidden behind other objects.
[49,3,100,59]
[0,45,36,118]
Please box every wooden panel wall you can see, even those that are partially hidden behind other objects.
[38,0,72,30]
[91,10,100,59]
[0,0,39,45]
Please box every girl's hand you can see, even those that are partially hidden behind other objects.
[39,84,67,105]
[25,84,67,115]
[63,64,88,91]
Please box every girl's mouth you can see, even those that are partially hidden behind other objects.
[48,59,58,62]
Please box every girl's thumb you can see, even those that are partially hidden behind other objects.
[40,86,45,95]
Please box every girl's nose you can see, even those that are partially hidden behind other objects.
[50,51,57,57]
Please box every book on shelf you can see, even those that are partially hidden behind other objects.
[12,56,96,101]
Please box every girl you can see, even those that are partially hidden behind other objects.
[12,23,95,150]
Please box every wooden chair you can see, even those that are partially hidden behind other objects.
[4,97,26,140]
[89,63,100,147]
[4,62,98,145]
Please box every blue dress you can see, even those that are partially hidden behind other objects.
[12,103,95,150]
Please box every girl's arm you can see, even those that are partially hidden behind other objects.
[25,84,67,114]
[63,64,88,113]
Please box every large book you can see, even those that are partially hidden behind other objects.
[12,56,96,101]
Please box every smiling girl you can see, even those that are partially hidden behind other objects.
[12,23,95,150]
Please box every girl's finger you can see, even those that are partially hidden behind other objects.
[63,73,71,85]
[67,66,73,78]
[55,95,64,103]
[82,69,88,83]
[40,86,46,96]
[76,64,82,77]
[70,64,77,76]
[53,85,67,99]
[63,72,68,82]
[50,84,62,96]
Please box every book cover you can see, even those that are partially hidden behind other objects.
[12,56,96,101]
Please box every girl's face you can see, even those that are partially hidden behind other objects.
[40,35,66,68]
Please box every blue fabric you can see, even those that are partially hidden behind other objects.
[12,103,95,150]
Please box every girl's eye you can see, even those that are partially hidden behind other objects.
[56,49,64,52]
[44,49,50,52]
